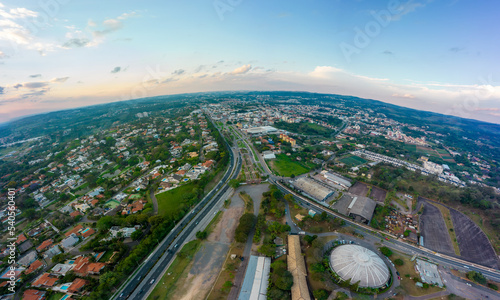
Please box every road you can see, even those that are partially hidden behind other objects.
[112,115,241,300]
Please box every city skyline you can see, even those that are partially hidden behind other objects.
[1,0,500,123]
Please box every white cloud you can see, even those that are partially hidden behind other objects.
[230,64,252,75]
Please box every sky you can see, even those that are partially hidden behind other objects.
[1,0,500,124]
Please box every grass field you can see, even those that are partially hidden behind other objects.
[47,292,65,300]
[340,155,367,167]
[431,203,460,256]
[390,253,444,296]
[147,240,201,300]
[269,154,313,177]
[156,183,197,218]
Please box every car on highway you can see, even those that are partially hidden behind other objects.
[150,279,155,284]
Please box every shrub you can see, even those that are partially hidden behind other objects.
[394,258,404,266]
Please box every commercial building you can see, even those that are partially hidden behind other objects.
[329,245,390,288]
[238,256,271,300]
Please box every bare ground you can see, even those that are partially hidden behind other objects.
[349,181,369,197]
[369,186,387,203]
[419,198,455,256]
[172,192,245,300]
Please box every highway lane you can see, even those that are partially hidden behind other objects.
[114,119,241,300]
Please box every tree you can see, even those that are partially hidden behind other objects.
[131,230,142,241]
[380,246,393,257]
[303,235,318,245]
[229,179,240,188]
[97,216,113,231]
[404,230,411,237]
[275,270,293,290]
[395,258,404,266]
[196,230,208,240]
[313,289,329,300]
[221,280,233,293]
[258,244,276,257]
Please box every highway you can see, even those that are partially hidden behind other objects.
[113,116,241,300]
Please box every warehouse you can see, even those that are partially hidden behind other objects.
[238,256,271,300]
[291,177,335,202]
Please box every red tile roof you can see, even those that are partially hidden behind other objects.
[32,273,58,287]
[81,227,95,238]
[36,239,53,252]
[25,260,44,274]
[23,289,46,300]
[16,233,27,245]
[65,224,84,237]
[70,211,83,218]
[68,278,88,293]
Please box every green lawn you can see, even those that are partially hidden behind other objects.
[47,292,65,300]
[156,183,198,218]
[147,240,201,300]
[270,154,312,177]
[340,155,367,167]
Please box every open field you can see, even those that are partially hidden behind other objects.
[369,186,387,203]
[431,202,460,256]
[450,208,500,269]
[156,183,197,218]
[348,181,370,197]
[390,253,444,297]
[339,155,367,167]
[419,198,455,256]
[269,154,313,177]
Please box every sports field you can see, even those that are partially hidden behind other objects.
[269,154,313,177]
[339,155,367,166]
[105,199,120,209]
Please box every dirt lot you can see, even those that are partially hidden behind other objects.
[419,198,455,256]
[172,193,245,300]
[369,186,387,203]
[348,181,369,197]
[450,208,500,269]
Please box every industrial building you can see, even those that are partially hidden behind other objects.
[238,256,271,300]
[332,193,376,224]
[288,235,311,300]
[329,245,390,288]
[291,177,335,202]
[319,171,352,189]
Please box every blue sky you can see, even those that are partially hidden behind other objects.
[1,0,499,123]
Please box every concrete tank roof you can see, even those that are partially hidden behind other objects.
[329,244,390,288]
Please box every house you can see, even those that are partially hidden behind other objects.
[32,273,59,288]
[202,160,215,169]
[18,250,38,267]
[72,256,90,276]
[61,233,79,251]
[25,260,45,275]
[65,224,84,237]
[80,227,95,239]
[122,200,146,215]
[70,211,83,218]
[51,263,74,276]
[44,245,62,260]
[36,239,53,253]
[67,278,89,294]
[23,289,46,300]
[87,262,106,275]
[16,233,27,245]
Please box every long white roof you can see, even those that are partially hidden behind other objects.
[329,245,390,288]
